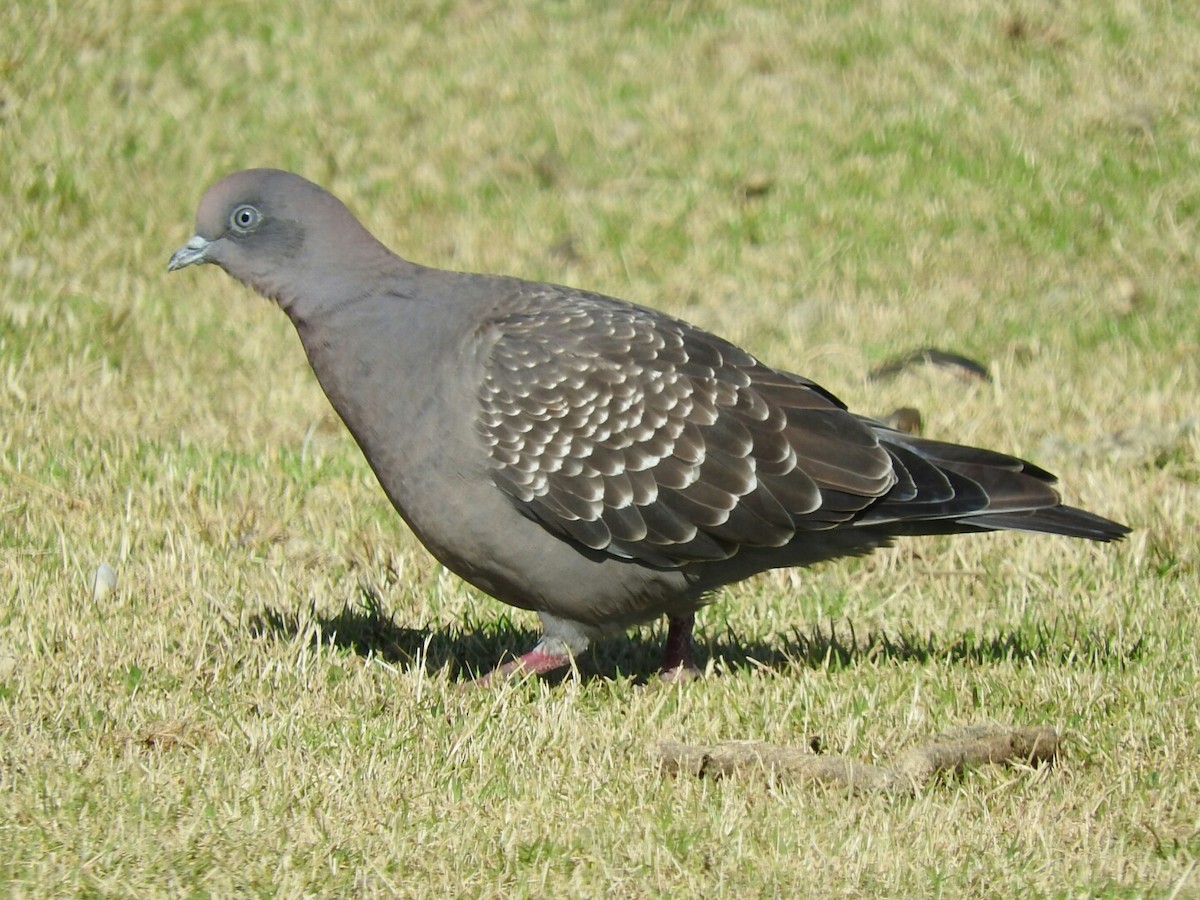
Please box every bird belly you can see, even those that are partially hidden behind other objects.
[388,464,698,630]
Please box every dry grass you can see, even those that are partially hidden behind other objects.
[2,0,1198,895]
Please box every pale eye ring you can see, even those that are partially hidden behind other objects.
[230,204,262,233]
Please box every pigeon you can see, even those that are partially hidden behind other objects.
[168,169,1130,681]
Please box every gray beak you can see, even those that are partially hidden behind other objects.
[167,235,212,272]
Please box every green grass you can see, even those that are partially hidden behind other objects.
[2,0,1198,895]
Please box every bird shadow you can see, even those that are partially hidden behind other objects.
[245,583,1143,684]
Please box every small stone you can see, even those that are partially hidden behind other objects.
[91,562,117,600]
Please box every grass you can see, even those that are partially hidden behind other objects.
[2,0,1198,895]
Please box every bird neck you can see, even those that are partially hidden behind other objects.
[272,247,421,328]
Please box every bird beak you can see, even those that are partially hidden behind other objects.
[167,235,212,272]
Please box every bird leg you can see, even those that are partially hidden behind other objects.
[472,615,701,684]
[473,647,573,686]
[659,614,702,682]
[473,614,596,685]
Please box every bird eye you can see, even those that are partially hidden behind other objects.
[229,204,262,233]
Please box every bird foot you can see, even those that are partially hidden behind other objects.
[658,662,703,684]
[656,613,699,683]
[473,647,573,686]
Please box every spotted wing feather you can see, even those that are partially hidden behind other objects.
[476,289,896,567]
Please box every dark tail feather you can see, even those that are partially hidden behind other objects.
[959,506,1131,542]
[858,419,1131,543]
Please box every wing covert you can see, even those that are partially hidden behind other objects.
[476,288,895,566]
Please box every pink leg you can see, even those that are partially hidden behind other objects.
[659,614,702,682]
[474,646,573,686]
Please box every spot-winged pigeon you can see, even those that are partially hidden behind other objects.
[169,169,1129,681]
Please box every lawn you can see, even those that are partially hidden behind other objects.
[1,1,1197,895]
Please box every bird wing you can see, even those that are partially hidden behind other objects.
[475,288,896,567]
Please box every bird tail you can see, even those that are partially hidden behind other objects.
[856,421,1131,542]
[958,505,1130,541]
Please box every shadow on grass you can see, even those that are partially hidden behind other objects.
[246,583,1144,683]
